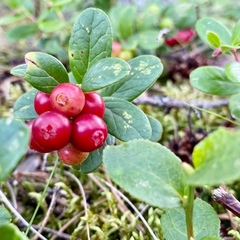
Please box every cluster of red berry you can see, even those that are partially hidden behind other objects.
[28,83,107,166]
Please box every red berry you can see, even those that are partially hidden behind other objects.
[112,41,122,57]
[58,143,89,166]
[165,36,179,47]
[71,113,108,152]
[32,111,72,152]
[34,91,53,115]
[81,92,105,118]
[175,28,195,43]
[50,83,85,117]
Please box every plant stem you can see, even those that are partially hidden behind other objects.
[184,186,195,240]
[25,156,58,237]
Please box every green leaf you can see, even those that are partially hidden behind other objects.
[229,93,240,121]
[196,18,231,48]
[118,6,137,39]
[69,8,112,83]
[100,55,163,101]
[161,198,220,240]
[10,64,26,77]
[147,115,162,142]
[137,30,162,50]
[81,58,130,92]
[0,12,25,25]
[103,97,152,141]
[186,128,240,186]
[200,237,223,240]
[103,139,184,208]
[206,31,221,48]
[13,89,38,120]
[4,0,25,9]
[74,134,115,173]
[0,206,11,226]
[6,24,38,41]
[24,52,69,93]
[38,18,65,33]
[232,19,240,46]
[0,224,29,240]
[190,66,240,96]
[225,62,240,82]
[0,118,29,181]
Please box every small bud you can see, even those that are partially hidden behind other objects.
[212,48,222,57]
[181,162,195,175]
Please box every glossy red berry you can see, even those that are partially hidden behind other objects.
[50,83,85,117]
[81,92,105,118]
[71,113,108,152]
[32,111,72,152]
[34,91,53,115]
[58,143,89,166]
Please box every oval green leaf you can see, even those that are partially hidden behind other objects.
[206,31,221,48]
[0,118,29,181]
[0,224,29,240]
[100,55,163,101]
[69,8,112,83]
[147,115,163,142]
[24,52,69,93]
[82,58,130,92]
[186,128,240,186]
[13,89,38,120]
[0,206,11,226]
[190,66,240,96]
[103,139,185,208]
[10,64,26,77]
[103,97,152,141]
[196,18,231,48]
[229,93,240,121]
[225,62,240,82]
[161,198,220,240]
[232,19,240,46]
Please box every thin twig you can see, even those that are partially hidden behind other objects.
[32,187,59,240]
[63,171,90,240]
[5,181,18,209]
[0,189,47,240]
[94,175,159,240]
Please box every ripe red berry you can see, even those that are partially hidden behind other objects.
[32,111,72,152]
[165,36,179,47]
[58,143,89,166]
[112,41,122,57]
[34,91,53,115]
[50,83,85,117]
[81,92,105,118]
[175,28,195,43]
[71,113,108,152]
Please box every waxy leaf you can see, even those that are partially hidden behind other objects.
[0,224,29,240]
[103,139,185,208]
[190,66,240,95]
[0,118,29,181]
[186,128,240,186]
[24,52,69,93]
[147,115,162,142]
[81,58,130,91]
[10,64,26,77]
[229,93,240,121]
[13,89,38,120]
[73,134,115,174]
[232,19,240,46]
[206,31,221,48]
[0,206,11,226]
[69,8,112,83]
[100,55,163,101]
[196,18,231,48]
[103,97,151,141]
[225,62,240,82]
[161,198,220,240]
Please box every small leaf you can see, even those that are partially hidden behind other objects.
[24,52,69,93]
[232,19,240,46]
[13,89,38,120]
[103,139,185,208]
[0,12,25,25]
[10,64,26,77]
[190,66,240,95]
[0,206,11,226]
[6,24,38,41]
[38,18,65,33]
[69,8,112,83]
[0,118,29,181]
[196,18,231,48]
[100,55,163,101]
[147,115,162,142]
[229,93,240,121]
[225,62,240,82]
[186,128,240,186]
[81,58,130,92]
[0,224,29,240]
[73,134,115,173]
[161,198,220,240]
[206,31,221,48]
[103,97,152,141]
